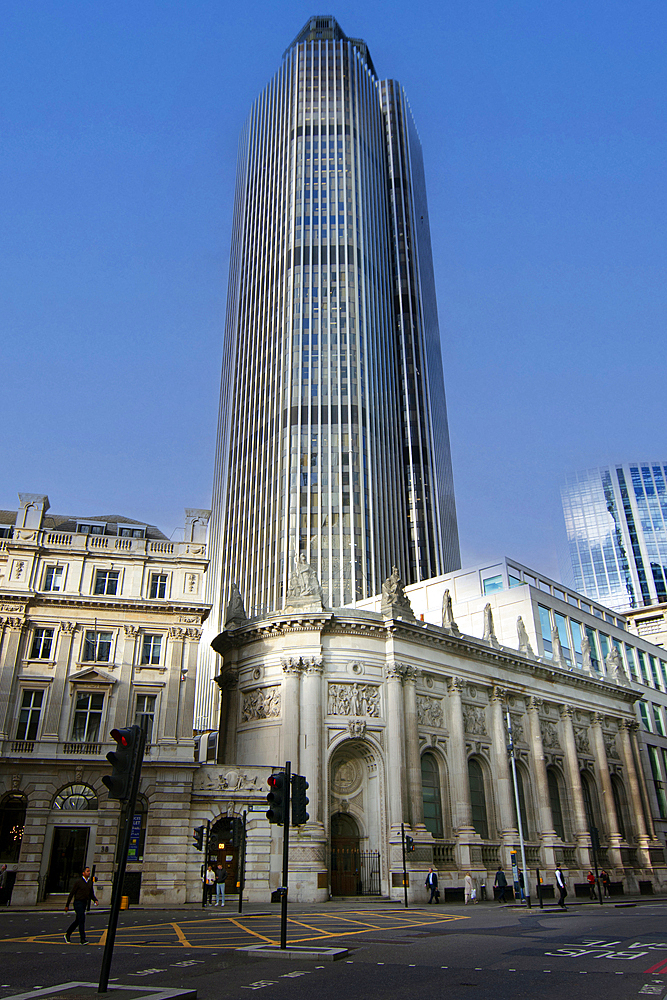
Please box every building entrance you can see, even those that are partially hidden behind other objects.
[46,827,89,895]
[209,817,240,894]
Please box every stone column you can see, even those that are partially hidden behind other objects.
[618,720,652,867]
[589,713,623,868]
[113,624,138,730]
[628,720,657,842]
[300,656,324,827]
[216,668,240,764]
[559,705,591,867]
[403,665,425,832]
[489,686,518,860]
[282,658,302,771]
[385,662,407,832]
[447,677,476,871]
[42,622,78,740]
[526,697,556,868]
[0,618,25,738]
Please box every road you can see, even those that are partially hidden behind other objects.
[2,901,667,1000]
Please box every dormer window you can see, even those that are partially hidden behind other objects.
[77,522,106,535]
[118,526,145,538]
[0,525,13,538]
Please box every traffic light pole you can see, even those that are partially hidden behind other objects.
[98,726,146,993]
[401,823,408,909]
[280,761,291,949]
[238,810,247,915]
[202,821,211,908]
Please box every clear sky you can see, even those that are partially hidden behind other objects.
[2,0,665,580]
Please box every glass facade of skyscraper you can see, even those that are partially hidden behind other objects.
[562,463,667,612]
[205,16,459,645]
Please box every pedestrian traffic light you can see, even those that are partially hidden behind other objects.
[102,726,139,800]
[193,826,205,851]
[291,774,309,826]
[405,835,415,852]
[266,773,287,824]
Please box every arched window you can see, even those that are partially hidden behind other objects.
[547,769,565,840]
[52,784,98,811]
[0,793,27,863]
[468,758,488,840]
[611,776,628,841]
[581,771,601,832]
[421,753,443,838]
[513,766,531,840]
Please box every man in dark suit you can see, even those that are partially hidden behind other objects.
[64,866,98,944]
[425,867,438,904]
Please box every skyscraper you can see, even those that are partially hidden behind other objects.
[561,463,667,612]
[201,15,459,716]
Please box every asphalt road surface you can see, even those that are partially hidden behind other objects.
[2,901,667,1000]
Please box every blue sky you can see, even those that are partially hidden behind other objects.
[2,0,665,579]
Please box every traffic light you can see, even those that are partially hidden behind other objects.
[266,773,287,824]
[405,836,415,852]
[292,774,309,826]
[102,726,139,800]
[193,826,205,851]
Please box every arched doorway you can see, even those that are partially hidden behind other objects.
[209,817,242,895]
[331,813,361,896]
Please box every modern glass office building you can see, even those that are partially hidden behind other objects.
[206,15,459,635]
[562,463,667,612]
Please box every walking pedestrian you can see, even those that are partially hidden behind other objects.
[64,866,98,944]
[214,864,226,907]
[494,867,508,903]
[425,867,438,904]
[204,864,215,905]
[555,865,567,909]
[464,872,474,904]
[601,869,611,897]
[587,870,596,900]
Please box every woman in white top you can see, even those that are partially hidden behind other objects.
[464,872,474,904]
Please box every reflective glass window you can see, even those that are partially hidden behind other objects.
[554,613,572,665]
[570,621,583,668]
[468,759,489,840]
[482,575,503,595]
[639,701,652,732]
[625,644,638,680]
[538,606,553,657]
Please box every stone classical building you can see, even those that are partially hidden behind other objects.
[207,564,666,904]
[0,493,210,906]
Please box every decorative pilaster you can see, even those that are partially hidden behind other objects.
[589,713,623,867]
[178,628,201,741]
[300,656,324,827]
[526,697,556,868]
[559,704,592,867]
[489,686,518,860]
[0,618,25,738]
[282,657,303,770]
[162,627,185,741]
[42,623,78,740]
[619,720,652,867]
[403,665,425,831]
[385,662,407,831]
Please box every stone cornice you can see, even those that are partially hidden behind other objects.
[10,594,212,621]
[210,609,638,709]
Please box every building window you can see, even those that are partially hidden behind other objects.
[554,613,572,666]
[421,752,443,839]
[94,570,119,596]
[570,620,583,668]
[70,691,105,742]
[29,628,54,659]
[639,701,652,732]
[150,573,168,599]
[649,747,667,819]
[611,776,629,839]
[52,784,98,810]
[508,572,522,588]
[134,694,157,742]
[0,793,27,863]
[468,758,489,840]
[16,689,44,741]
[625,644,639,681]
[0,526,13,538]
[538,606,552,657]
[547,769,565,840]
[580,772,600,831]
[482,574,503,595]
[653,705,666,737]
[43,565,64,592]
[514,766,532,839]
[585,627,601,672]
[141,634,163,665]
[83,630,113,662]
[77,523,105,535]
[650,655,662,690]
[637,650,651,686]
[118,526,145,538]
